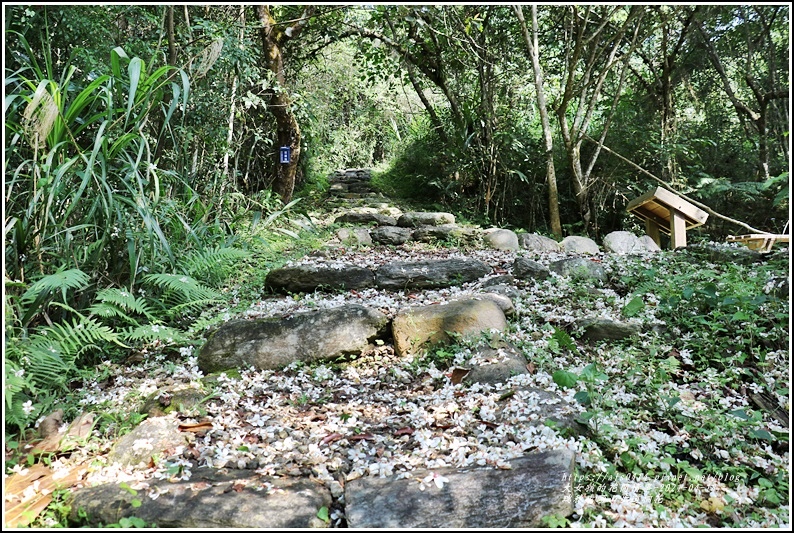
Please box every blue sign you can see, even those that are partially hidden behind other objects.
[279,146,291,164]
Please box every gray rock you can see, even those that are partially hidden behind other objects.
[345,449,575,528]
[334,212,397,226]
[560,236,600,254]
[370,226,413,246]
[603,231,648,254]
[140,387,208,417]
[549,257,607,283]
[467,293,515,317]
[397,211,456,227]
[512,257,551,281]
[392,298,507,356]
[482,274,515,287]
[484,228,519,251]
[519,233,561,252]
[336,228,372,247]
[376,258,490,290]
[266,264,375,293]
[466,342,528,385]
[639,235,661,252]
[69,469,331,528]
[574,317,640,342]
[197,305,389,372]
[481,283,521,300]
[108,417,191,468]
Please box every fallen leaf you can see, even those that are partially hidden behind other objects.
[232,483,245,493]
[347,433,375,441]
[498,389,516,401]
[479,421,499,430]
[526,362,536,374]
[178,421,214,432]
[448,367,470,385]
[321,433,344,445]
[393,427,414,436]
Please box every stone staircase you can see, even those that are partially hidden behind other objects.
[67,168,662,528]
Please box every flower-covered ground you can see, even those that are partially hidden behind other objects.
[7,237,790,528]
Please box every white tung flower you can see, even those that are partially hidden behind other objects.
[419,471,450,491]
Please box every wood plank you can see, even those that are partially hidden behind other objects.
[670,209,687,248]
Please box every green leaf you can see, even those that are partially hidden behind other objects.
[751,429,774,441]
[316,506,330,523]
[573,390,591,405]
[622,296,645,317]
[552,370,578,389]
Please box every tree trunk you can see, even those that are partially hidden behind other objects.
[515,5,562,239]
[256,5,314,204]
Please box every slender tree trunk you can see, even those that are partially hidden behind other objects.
[256,5,314,203]
[515,5,562,239]
[405,62,447,143]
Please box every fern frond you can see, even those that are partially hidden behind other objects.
[178,246,250,286]
[89,287,156,322]
[21,267,90,304]
[123,324,188,344]
[142,273,222,318]
[28,316,126,362]
[26,344,72,389]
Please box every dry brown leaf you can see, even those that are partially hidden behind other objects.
[321,432,344,445]
[178,421,214,432]
[393,427,414,436]
[526,362,537,374]
[448,367,470,385]
[347,433,375,441]
[232,483,245,493]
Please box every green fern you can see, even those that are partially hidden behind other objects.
[88,287,156,324]
[19,267,90,326]
[123,323,188,344]
[25,316,126,389]
[178,246,250,287]
[142,273,223,318]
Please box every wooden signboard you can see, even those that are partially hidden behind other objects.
[626,187,708,249]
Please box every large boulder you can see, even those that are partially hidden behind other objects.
[392,298,507,356]
[549,257,607,283]
[198,305,389,372]
[370,226,413,246]
[639,235,661,252]
[397,211,456,227]
[376,258,490,290]
[519,233,560,252]
[483,228,519,251]
[345,449,575,528]
[265,264,375,293]
[69,470,331,528]
[603,231,647,254]
[560,236,600,254]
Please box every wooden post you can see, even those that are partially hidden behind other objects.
[645,219,661,247]
[670,209,687,248]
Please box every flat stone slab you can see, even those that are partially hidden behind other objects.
[370,226,412,245]
[397,211,456,227]
[412,224,475,243]
[345,449,575,528]
[574,317,640,342]
[376,258,490,290]
[198,304,388,372]
[69,469,331,528]
[334,212,398,226]
[266,264,375,293]
[512,257,550,281]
